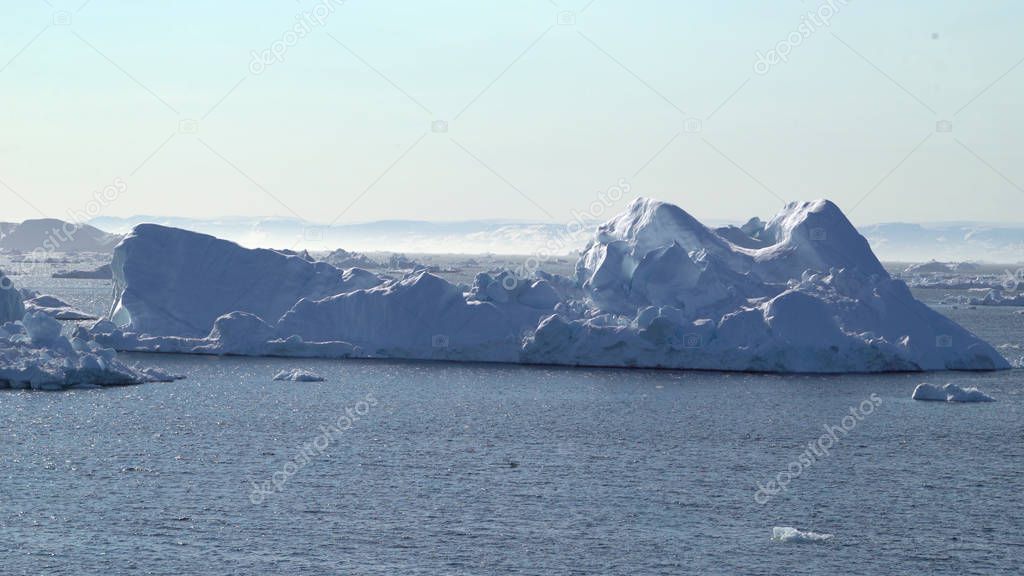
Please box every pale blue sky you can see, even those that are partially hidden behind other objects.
[0,0,1021,226]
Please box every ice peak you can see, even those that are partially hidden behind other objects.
[599,197,727,257]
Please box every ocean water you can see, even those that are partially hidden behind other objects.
[1,280,1022,574]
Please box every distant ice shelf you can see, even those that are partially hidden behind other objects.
[88,197,1009,373]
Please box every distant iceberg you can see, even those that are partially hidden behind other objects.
[90,198,1010,373]
[912,383,996,402]
[969,289,1024,307]
[771,527,833,543]
[0,218,121,252]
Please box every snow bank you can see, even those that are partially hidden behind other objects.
[771,527,833,543]
[912,383,995,402]
[95,198,1010,373]
[273,368,325,382]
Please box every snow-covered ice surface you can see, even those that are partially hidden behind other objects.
[772,527,834,544]
[272,368,325,382]
[912,383,996,402]
[96,198,1010,373]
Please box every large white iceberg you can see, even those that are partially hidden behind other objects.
[94,198,1010,373]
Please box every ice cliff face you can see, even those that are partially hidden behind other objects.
[96,199,1010,373]
[109,224,381,337]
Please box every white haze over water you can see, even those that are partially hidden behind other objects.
[89,215,1024,262]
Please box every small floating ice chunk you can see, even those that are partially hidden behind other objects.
[273,368,325,382]
[136,366,184,383]
[944,384,995,402]
[912,383,995,402]
[771,527,833,543]
[911,383,947,401]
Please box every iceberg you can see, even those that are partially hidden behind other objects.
[969,289,1024,307]
[93,198,1010,373]
[0,275,177,391]
[52,263,113,279]
[912,383,996,402]
[771,527,833,543]
[273,368,325,382]
[0,311,170,391]
[23,292,97,320]
[109,224,381,337]
[0,278,26,323]
[0,218,121,252]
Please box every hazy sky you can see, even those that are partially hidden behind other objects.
[0,0,1021,227]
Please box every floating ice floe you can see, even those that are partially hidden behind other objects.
[273,368,325,382]
[91,198,1011,373]
[23,292,97,320]
[912,383,996,403]
[771,527,833,543]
